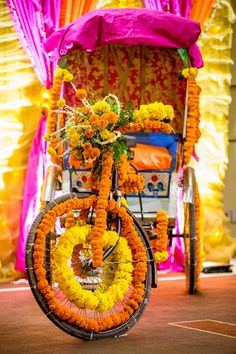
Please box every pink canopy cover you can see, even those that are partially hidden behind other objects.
[45,8,203,68]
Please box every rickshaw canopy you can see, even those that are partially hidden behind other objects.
[45,8,203,68]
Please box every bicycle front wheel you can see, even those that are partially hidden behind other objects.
[26,192,152,340]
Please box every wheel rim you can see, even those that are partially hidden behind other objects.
[26,193,152,339]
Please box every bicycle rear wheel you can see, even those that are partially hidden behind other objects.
[184,201,197,294]
[26,192,152,340]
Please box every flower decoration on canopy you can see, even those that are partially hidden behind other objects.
[133,102,175,123]
[46,67,135,176]
[181,67,198,79]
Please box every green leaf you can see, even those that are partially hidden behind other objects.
[58,55,68,69]
[112,140,128,163]
[177,48,189,67]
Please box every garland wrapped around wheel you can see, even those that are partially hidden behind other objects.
[33,197,148,332]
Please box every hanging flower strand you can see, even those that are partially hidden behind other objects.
[182,68,201,165]
[153,210,169,263]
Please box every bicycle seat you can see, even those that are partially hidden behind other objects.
[123,135,136,148]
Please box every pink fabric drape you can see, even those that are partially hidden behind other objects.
[15,115,49,273]
[45,8,203,68]
[143,0,192,18]
[7,0,61,88]
[6,0,61,272]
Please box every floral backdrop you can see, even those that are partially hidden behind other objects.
[0,0,235,281]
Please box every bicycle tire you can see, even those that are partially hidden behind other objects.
[26,192,152,340]
[184,202,197,295]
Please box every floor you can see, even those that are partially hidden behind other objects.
[0,272,236,354]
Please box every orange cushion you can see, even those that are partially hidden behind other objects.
[131,144,172,171]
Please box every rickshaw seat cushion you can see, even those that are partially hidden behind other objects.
[132,144,172,171]
[127,133,180,170]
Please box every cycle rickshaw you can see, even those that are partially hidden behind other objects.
[26,8,203,340]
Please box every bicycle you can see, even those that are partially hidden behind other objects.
[26,133,158,340]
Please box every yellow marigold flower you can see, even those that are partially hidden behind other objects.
[108,132,116,140]
[92,100,111,114]
[57,98,66,108]
[133,110,141,122]
[182,68,190,78]
[47,147,57,155]
[44,134,51,141]
[70,134,80,147]
[139,107,149,120]
[153,102,166,120]
[54,68,64,78]
[67,127,78,138]
[155,250,168,263]
[63,73,74,82]
[76,89,87,100]
[190,67,198,77]
[100,129,110,140]
[165,105,175,120]
[121,197,128,208]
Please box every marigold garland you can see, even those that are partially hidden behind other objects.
[46,68,74,168]
[65,211,76,229]
[118,155,130,186]
[194,182,204,288]
[90,150,113,268]
[120,171,145,194]
[132,102,174,122]
[77,208,89,225]
[120,120,172,134]
[32,198,148,332]
[183,70,201,165]
[153,210,169,263]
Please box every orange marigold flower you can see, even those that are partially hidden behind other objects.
[82,142,92,150]
[107,112,118,124]
[91,147,100,158]
[89,114,100,125]
[97,118,108,130]
[76,88,87,100]
[85,129,94,139]
[80,106,90,114]
[82,150,92,159]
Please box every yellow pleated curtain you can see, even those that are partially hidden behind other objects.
[0,2,42,281]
